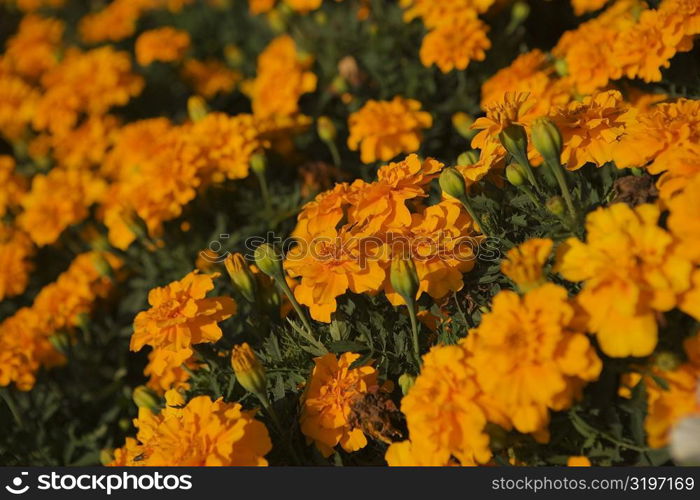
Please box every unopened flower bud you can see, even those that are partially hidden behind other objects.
[546,196,565,215]
[266,9,287,33]
[317,116,337,143]
[531,117,563,167]
[390,255,419,305]
[224,44,244,67]
[232,343,267,398]
[655,351,681,371]
[398,373,416,395]
[439,167,467,200]
[49,332,71,356]
[499,124,529,165]
[554,58,568,77]
[511,1,530,23]
[457,150,480,166]
[132,385,160,413]
[224,253,257,303]
[452,112,476,140]
[254,243,284,280]
[506,163,526,186]
[187,95,209,122]
[251,151,266,176]
[100,449,114,466]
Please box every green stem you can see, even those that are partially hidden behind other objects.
[406,301,422,369]
[548,160,577,224]
[254,169,272,213]
[260,397,303,465]
[326,140,341,168]
[512,150,540,191]
[458,196,491,238]
[518,184,541,207]
[275,277,316,341]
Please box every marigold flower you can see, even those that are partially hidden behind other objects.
[501,238,553,293]
[667,174,700,264]
[0,74,40,141]
[78,0,148,44]
[250,35,317,119]
[144,350,193,394]
[0,156,26,217]
[4,14,64,80]
[400,0,495,29]
[249,0,276,14]
[18,168,106,247]
[232,343,268,397]
[613,98,700,200]
[135,27,191,66]
[300,352,378,457]
[556,203,693,357]
[567,456,592,466]
[469,284,602,437]
[551,90,629,171]
[471,91,536,155]
[111,391,272,466]
[347,97,432,164]
[182,59,241,98]
[419,17,490,73]
[283,0,322,13]
[130,271,236,377]
[0,229,34,302]
[386,343,499,466]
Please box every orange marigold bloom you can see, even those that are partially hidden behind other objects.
[110,390,272,466]
[347,97,432,164]
[49,114,120,170]
[78,0,149,44]
[501,238,553,293]
[481,50,573,116]
[667,173,700,264]
[130,271,236,377]
[551,90,629,171]
[292,182,352,241]
[471,91,536,155]
[0,229,34,301]
[135,27,191,66]
[613,98,700,200]
[286,224,386,322]
[300,352,378,457]
[250,35,317,119]
[400,0,495,28]
[348,154,442,232]
[144,350,194,394]
[556,203,693,358]
[0,156,27,217]
[386,343,497,466]
[181,59,241,98]
[469,284,602,438]
[34,47,144,135]
[384,200,478,305]
[18,168,106,247]
[571,0,608,15]
[4,14,64,80]
[567,456,592,466]
[0,74,39,141]
[419,17,490,73]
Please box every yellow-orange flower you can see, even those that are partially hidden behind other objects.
[419,17,490,73]
[4,14,64,80]
[300,352,377,457]
[250,35,317,119]
[0,156,26,217]
[0,229,34,302]
[18,168,106,247]
[400,0,495,28]
[501,238,553,292]
[551,90,629,171]
[0,74,40,141]
[667,174,700,264]
[567,456,592,466]
[386,343,496,466]
[110,390,272,466]
[249,0,276,14]
[135,27,191,66]
[347,97,432,164]
[469,284,602,438]
[181,59,241,98]
[130,271,236,377]
[471,91,536,152]
[283,0,322,13]
[556,203,693,357]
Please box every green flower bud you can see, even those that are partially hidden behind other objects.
[254,243,284,279]
[317,116,337,143]
[224,253,258,303]
[250,152,267,176]
[655,351,681,372]
[531,117,563,167]
[457,150,480,166]
[452,112,476,140]
[100,449,115,466]
[505,163,526,186]
[390,255,419,305]
[132,386,161,413]
[398,373,416,395]
[546,196,566,215]
[554,58,568,77]
[511,1,530,23]
[499,124,529,165]
[232,343,268,398]
[187,95,209,122]
[439,167,467,200]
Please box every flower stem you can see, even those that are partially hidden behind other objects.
[254,168,272,213]
[326,140,341,168]
[548,160,577,224]
[512,150,540,191]
[406,301,422,369]
[275,277,316,341]
[458,196,491,238]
